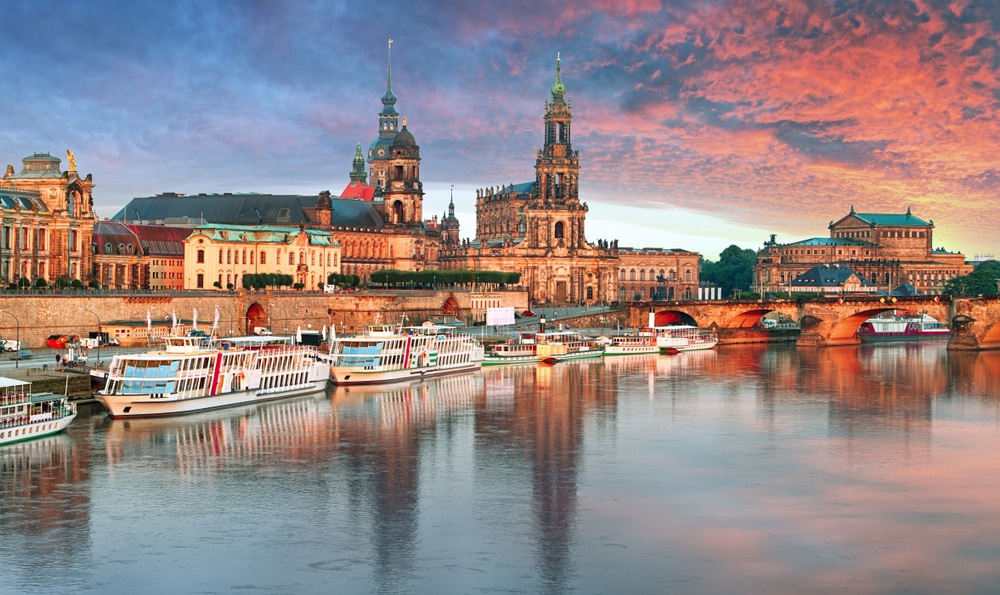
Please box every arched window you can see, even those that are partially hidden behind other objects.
[685,269,692,281]
[105,242,112,253]
[393,201,405,223]
[554,221,564,239]
[648,268,655,281]
[117,243,125,254]
[197,249,205,264]
[619,269,626,280]
[586,286,594,300]
[629,268,636,281]
[219,250,223,264]
[639,269,646,281]
[197,273,204,288]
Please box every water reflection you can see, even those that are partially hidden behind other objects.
[0,433,91,593]
[1,345,1000,593]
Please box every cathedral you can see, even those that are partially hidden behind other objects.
[106,47,700,303]
[439,55,700,305]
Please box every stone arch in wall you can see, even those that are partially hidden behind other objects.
[247,303,267,332]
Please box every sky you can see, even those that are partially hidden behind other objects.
[3,0,999,261]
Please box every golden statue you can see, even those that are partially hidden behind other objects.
[66,149,77,171]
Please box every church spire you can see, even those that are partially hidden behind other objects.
[349,142,367,183]
[381,38,397,112]
[550,52,566,102]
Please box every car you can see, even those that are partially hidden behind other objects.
[11,349,33,360]
[522,310,536,317]
[104,337,120,346]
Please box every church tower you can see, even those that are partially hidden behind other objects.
[368,39,399,197]
[524,54,588,251]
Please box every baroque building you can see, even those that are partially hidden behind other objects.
[441,56,699,305]
[1,151,96,285]
[755,207,972,294]
[182,224,340,291]
[112,42,443,284]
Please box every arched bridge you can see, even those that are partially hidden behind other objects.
[626,295,1000,350]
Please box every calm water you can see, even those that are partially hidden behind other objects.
[3,343,1000,594]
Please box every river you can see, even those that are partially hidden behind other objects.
[2,343,999,594]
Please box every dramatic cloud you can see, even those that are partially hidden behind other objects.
[3,0,998,258]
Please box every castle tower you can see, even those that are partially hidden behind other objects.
[382,118,423,225]
[368,39,400,197]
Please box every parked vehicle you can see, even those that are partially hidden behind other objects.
[11,350,33,360]
[522,310,536,317]
[46,335,69,349]
[253,327,273,336]
[0,340,19,352]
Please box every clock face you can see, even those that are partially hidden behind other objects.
[378,149,385,157]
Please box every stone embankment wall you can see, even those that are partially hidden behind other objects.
[0,289,527,348]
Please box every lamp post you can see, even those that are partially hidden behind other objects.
[148,307,171,345]
[215,304,235,336]
[0,309,19,369]
[269,302,289,334]
[80,307,101,366]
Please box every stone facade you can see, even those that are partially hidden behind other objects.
[617,248,700,302]
[756,208,972,294]
[1,152,97,286]
[440,56,699,306]
[182,224,341,291]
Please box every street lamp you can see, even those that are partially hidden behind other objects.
[80,307,101,366]
[0,309,19,369]
[215,304,235,336]
[269,302,290,334]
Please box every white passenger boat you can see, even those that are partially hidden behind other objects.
[328,323,484,385]
[483,333,540,365]
[535,330,605,364]
[656,325,718,353]
[0,377,77,446]
[602,329,661,356]
[96,333,329,418]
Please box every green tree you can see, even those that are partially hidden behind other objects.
[943,260,1000,296]
[700,245,756,297]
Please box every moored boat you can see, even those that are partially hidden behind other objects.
[858,311,951,342]
[483,333,540,365]
[96,333,329,418]
[535,330,605,364]
[602,329,660,356]
[328,323,484,385]
[656,325,718,353]
[0,377,77,446]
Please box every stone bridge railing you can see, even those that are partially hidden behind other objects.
[627,295,1000,350]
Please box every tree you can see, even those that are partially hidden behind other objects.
[700,245,756,297]
[942,260,1000,296]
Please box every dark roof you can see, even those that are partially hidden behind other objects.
[113,193,384,229]
[92,221,141,255]
[791,264,874,287]
[126,224,191,257]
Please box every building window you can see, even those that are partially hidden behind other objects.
[197,249,205,264]
[619,269,625,281]
[219,250,223,264]
[197,273,204,288]
[639,269,646,282]
[630,269,636,281]
[260,252,266,264]
[554,221,564,239]
[288,253,294,265]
